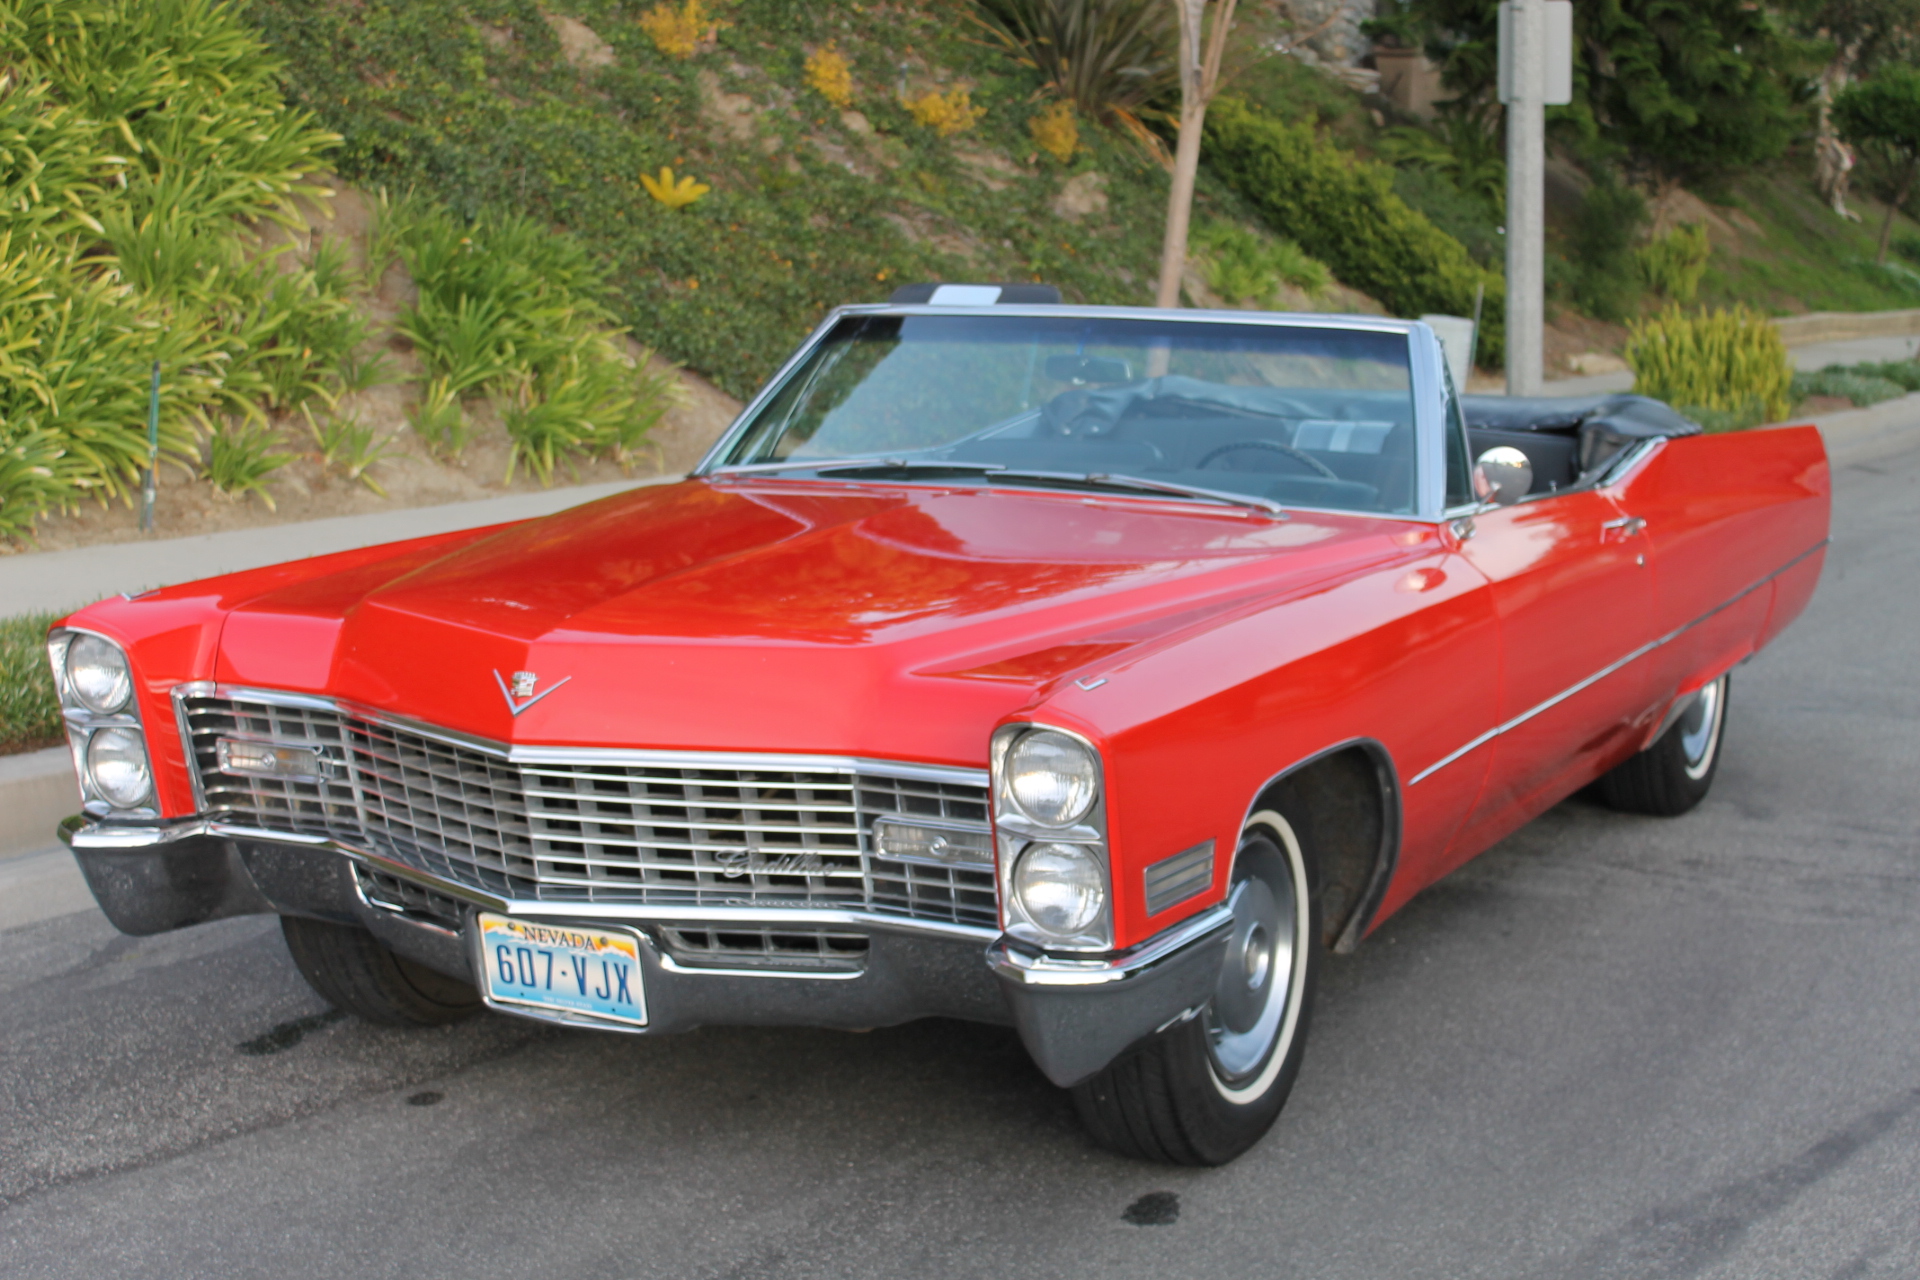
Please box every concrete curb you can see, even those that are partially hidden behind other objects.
[1,745,75,859]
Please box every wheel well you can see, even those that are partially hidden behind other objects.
[1246,743,1398,954]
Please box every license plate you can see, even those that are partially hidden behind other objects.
[476,914,647,1027]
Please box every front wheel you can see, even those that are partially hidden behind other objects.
[281,916,482,1026]
[1070,809,1321,1166]
[1599,674,1730,817]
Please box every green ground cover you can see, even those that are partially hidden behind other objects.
[1700,173,1920,315]
[1793,358,1920,408]
[0,612,63,754]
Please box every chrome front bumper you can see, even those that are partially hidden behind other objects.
[61,815,1233,1086]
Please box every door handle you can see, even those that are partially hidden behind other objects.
[1601,515,1646,541]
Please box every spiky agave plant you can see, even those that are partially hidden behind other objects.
[971,0,1176,143]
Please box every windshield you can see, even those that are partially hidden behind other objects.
[713,313,1420,515]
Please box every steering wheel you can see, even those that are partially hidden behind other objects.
[1195,439,1339,479]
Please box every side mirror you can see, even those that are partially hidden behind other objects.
[1473,446,1533,506]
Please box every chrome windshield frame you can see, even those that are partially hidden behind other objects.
[691,304,1432,515]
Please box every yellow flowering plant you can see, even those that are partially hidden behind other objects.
[1028,100,1077,163]
[805,43,854,108]
[641,166,710,209]
[905,86,985,137]
[639,0,719,60]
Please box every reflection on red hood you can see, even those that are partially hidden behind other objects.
[210,478,1409,765]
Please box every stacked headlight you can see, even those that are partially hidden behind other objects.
[991,724,1111,951]
[48,629,156,815]
[66,634,133,714]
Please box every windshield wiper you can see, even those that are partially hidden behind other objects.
[708,456,1000,477]
[712,458,1285,517]
[994,469,1287,516]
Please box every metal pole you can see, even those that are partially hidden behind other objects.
[140,360,159,533]
[1504,0,1544,396]
[1468,279,1486,378]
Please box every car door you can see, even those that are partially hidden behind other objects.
[1445,485,1660,857]
[1609,428,1832,708]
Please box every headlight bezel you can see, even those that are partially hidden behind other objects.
[48,627,159,817]
[991,722,1113,952]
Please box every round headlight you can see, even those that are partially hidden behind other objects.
[67,634,132,715]
[1005,729,1098,827]
[1013,842,1106,937]
[86,727,153,809]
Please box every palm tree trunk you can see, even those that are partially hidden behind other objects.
[1154,98,1208,308]
[1152,0,1237,311]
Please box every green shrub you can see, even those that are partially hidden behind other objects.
[1790,358,1920,407]
[1568,176,1647,322]
[1636,223,1711,303]
[1204,97,1505,365]
[1625,305,1793,429]
[312,413,393,495]
[1789,369,1906,408]
[0,0,341,537]
[0,233,222,534]
[1854,359,1920,390]
[972,0,1175,132]
[382,201,674,482]
[0,611,63,755]
[1392,166,1502,267]
[1,0,338,225]
[1374,114,1505,215]
[1192,221,1329,304]
[205,421,293,508]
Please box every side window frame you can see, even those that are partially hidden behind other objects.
[1441,358,1476,512]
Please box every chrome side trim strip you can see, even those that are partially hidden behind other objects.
[1409,537,1830,785]
[169,682,987,788]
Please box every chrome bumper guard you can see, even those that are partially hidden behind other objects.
[989,905,1234,1087]
[61,815,1234,1082]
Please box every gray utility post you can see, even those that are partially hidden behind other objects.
[1499,0,1571,395]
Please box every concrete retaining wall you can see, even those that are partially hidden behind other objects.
[1774,310,1920,347]
[1,746,76,858]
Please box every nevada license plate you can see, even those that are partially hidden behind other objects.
[476,914,647,1027]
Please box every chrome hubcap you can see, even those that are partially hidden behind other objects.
[1204,851,1297,1083]
[1679,679,1724,779]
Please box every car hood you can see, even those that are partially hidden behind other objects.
[212,478,1407,764]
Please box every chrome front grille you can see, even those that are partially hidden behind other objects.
[182,692,998,929]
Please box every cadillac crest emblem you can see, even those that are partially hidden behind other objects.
[494,668,570,717]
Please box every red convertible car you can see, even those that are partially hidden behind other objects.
[51,291,1828,1165]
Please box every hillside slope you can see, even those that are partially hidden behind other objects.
[250,0,1199,399]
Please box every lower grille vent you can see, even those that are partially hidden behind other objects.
[355,865,467,931]
[660,926,870,972]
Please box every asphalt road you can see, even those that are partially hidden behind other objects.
[3,440,1917,1280]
